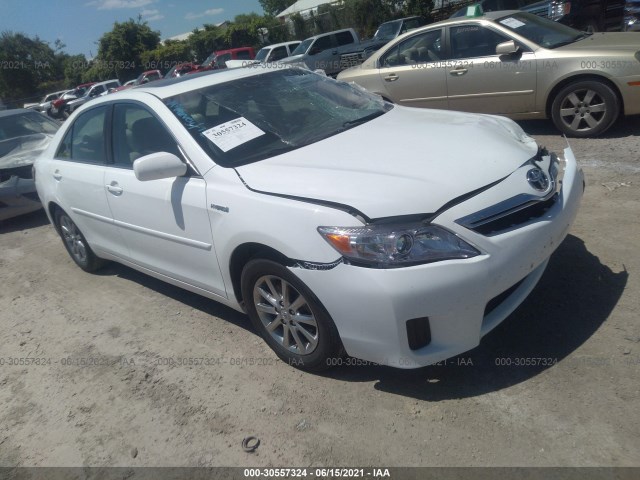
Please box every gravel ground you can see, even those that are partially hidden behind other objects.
[0,116,639,468]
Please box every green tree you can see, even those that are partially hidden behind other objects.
[84,17,160,82]
[403,0,434,20]
[259,0,296,16]
[140,40,194,77]
[0,31,58,106]
[188,25,226,63]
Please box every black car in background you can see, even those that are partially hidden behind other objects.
[521,0,625,31]
[625,0,640,29]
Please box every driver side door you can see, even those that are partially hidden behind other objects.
[445,24,537,114]
[104,102,226,296]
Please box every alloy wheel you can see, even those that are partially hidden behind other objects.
[59,215,88,264]
[252,275,319,355]
[558,88,607,133]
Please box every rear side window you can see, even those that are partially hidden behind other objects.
[335,31,355,46]
[55,106,108,163]
[236,50,253,60]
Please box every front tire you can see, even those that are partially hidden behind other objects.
[551,80,619,137]
[241,259,344,371]
[54,209,106,272]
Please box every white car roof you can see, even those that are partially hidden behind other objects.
[129,68,280,99]
[261,41,301,50]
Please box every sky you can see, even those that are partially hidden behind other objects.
[0,0,265,58]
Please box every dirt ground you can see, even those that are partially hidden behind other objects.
[1,116,639,468]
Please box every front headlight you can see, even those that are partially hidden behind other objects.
[317,223,480,268]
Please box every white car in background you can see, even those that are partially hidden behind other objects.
[225,41,302,69]
[34,67,583,370]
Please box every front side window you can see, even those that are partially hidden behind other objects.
[255,48,269,62]
[335,31,355,46]
[381,29,443,67]
[269,46,288,62]
[56,106,107,163]
[291,38,313,56]
[112,103,181,168]
[450,25,508,59]
[311,35,333,54]
[164,68,392,167]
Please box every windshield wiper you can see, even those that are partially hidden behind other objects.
[342,111,385,128]
[550,32,592,49]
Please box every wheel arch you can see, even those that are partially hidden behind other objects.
[47,201,63,230]
[229,242,294,305]
[545,73,624,118]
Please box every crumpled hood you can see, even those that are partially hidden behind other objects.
[235,107,539,219]
[0,133,53,169]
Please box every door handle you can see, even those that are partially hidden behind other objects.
[106,182,123,196]
[384,73,399,82]
[449,68,468,76]
[53,170,62,181]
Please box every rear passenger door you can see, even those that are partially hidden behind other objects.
[377,28,448,109]
[47,105,127,257]
[105,102,225,296]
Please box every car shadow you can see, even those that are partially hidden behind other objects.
[0,209,49,234]
[320,234,627,400]
[90,234,625,401]
[95,262,252,332]
[518,115,640,138]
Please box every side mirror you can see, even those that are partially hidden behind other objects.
[133,152,187,181]
[496,40,519,56]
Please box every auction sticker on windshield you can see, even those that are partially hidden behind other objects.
[202,117,265,152]
[500,17,526,28]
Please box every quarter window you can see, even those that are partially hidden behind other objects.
[55,106,107,163]
[111,104,182,168]
[450,25,509,59]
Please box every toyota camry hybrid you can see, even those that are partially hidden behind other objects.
[34,67,584,371]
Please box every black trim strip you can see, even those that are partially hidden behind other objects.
[233,169,371,223]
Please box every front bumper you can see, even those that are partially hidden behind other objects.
[292,146,584,368]
[0,175,41,221]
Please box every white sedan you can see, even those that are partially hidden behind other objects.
[34,67,584,370]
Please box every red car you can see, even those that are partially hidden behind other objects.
[193,47,256,73]
[164,63,200,78]
[49,82,96,119]
[111,70,162,92]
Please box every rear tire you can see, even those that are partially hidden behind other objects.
[54,209,106,273]
[241,258,344,371]
[551,80,619,137]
